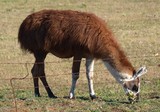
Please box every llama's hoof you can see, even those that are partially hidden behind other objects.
[90,94,97,100]
[63,96,75,99]
[35,93,41,97]
[69,96,75,99]
[69,93,75,99]
[48,91,57,98]
[70,96,75,99]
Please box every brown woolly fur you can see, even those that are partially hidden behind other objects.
[18,10,137,98]
[18,10,134,73]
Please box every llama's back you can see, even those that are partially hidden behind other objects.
[18,10,113,58]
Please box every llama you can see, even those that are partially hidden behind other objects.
[18,10,147,102]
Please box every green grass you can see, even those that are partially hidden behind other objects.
[0,0,160,112]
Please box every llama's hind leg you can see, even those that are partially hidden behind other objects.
[31,65,40,97]
[32,52,57,98]
[39,71,57,98]
[86,58,96,100]
[69,56,82,99]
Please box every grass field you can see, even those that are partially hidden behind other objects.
[0,0,160,112]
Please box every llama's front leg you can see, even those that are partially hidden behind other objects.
[69,57,81,99]
[86,59,96,100]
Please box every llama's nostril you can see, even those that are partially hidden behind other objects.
[132,85,138,92]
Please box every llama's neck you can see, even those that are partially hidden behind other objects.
[94,29,135,82]
[102,47,135,84]
[103,61,134,84]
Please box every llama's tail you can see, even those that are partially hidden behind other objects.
[18,16,40,53]
[18,20,28,52]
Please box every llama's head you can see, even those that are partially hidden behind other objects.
[120,67,147,103]
[103,61,147,103]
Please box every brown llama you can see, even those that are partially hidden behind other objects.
[18,10,147,102]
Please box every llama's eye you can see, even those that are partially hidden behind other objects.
[132,85,138,92]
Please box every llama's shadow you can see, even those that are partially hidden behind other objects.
[63,96,130,104]
[150,96,160,99]
[63,96,90,101]
[94,97,131,104]
[76,96,90,101]
[58,95,160,104]
[103,99,130,104]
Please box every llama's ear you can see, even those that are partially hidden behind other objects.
[120,66,147,82]
[134,66,147,78]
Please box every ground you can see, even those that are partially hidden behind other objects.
[0,0,160,112]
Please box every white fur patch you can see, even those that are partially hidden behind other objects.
[103,61,132,84]
[86,59,95,96]
[69,73,79,99]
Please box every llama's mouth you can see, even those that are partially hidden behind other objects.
[126,89,139,104]
[127,93,136,103]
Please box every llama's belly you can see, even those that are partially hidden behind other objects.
[49,46,91,58]
[49,46,74,58]
[50,50,73,58]
[47,40,93,58]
